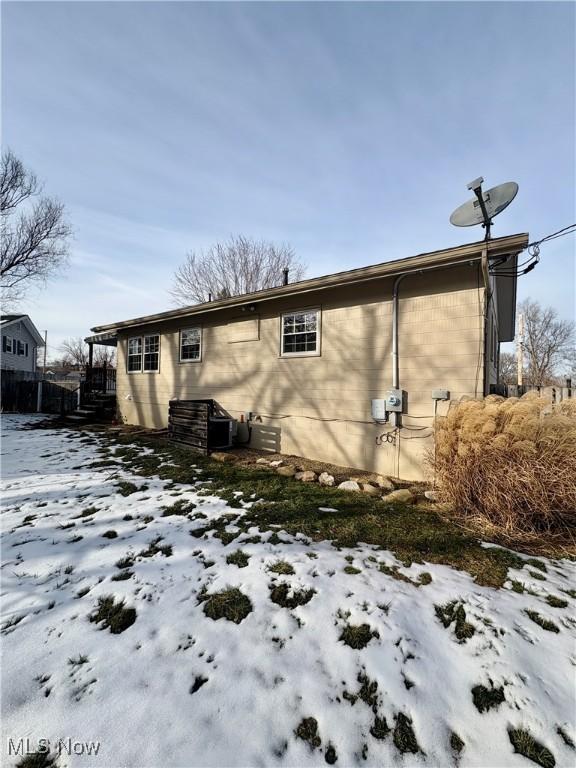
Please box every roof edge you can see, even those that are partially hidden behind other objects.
[1,314,45,346]
[91,233,529,334]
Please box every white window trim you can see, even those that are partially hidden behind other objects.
[143,334,161,373]
[279,307,321,358]
[126,334,161,374]
[179,327,202,363]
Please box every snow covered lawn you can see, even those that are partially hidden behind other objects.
[1,414,575,768]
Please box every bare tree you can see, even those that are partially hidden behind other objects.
[60,337,116,369]
[171,235,305,305]
[1,149,71,304]
[519,298,575,386]
[499,351,517,385]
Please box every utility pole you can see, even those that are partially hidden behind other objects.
[517,313,524,387]
[42,330,48,374]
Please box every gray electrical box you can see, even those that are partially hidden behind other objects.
[371,398,387,423]
[431,389,450,401]
[385,389,405,413]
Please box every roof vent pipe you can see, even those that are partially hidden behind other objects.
[283,268,289,286]
[208,293,212,302]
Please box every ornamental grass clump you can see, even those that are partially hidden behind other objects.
[431,394,576,539]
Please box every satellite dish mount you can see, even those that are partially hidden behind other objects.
[450,177,519,241]
[467,177,492,240]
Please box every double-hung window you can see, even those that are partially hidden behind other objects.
[127,337,143,372]
[127,334,160,372]
[143,335,160,371]
[17,340,25,356]
[2,336,13,353]
[180,328,201,362]
[280,309,320,357]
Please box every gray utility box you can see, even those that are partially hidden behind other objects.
[385,389,405,413]
[431,389,450,401]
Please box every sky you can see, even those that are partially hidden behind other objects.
[2,0,575,360]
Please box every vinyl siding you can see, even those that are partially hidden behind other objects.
[1,322,38,373]
[114,264,486,480]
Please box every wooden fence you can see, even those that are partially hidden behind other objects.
[168,399,210,453]
[1,371,80,415]
[491,383,573,402]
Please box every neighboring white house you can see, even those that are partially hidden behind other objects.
[1,315,45,373]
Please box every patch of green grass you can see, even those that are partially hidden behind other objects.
[525,610,560,633]
[528,570,547,581]
[269,582,315,608]
[161,499,197,516]
[73,507,98,519]
[393,713,419,754]
[199,587,253,624]
[561,588,576,599]
[1,614,25,632]
[16,750,58,768]
[115,555,135,569]
[190,675,208,694]
[525,558,547,573]
[435,601,475,641]
[471,684,505,713]
[545,595,568,609]
[142,515,154,523]
[343,565,361,574]
[89,595,136,634]
[75,586,90,598]
[68,654,89,666]
[418,572,433,585]
[67,535,83,543]
[115,481,140,497]
[268,560,295,575]
[556,726,574,749]
[370,716,390,740]
[105,433,560,587]
[122,514,133,521]
[102,530,118,539]
[450,732,465,754]
[295,717,321,750]
[138,537,172,558]
[111,570,133,581]
[324,744,338,764]
[226,550,251,568]
[339,623,379,650]
[510,580,525,593]
[508,728,555,768]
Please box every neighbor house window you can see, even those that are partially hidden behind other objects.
[180,328,201,362]
[143,334,160,372]
[280,309,320,357]
[127,337,143,372]
[17,340,25,356]
[2,336,13,353]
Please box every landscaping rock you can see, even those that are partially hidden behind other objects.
[361,483,381,497]
[338,480,361,492]
[269,460,284,468]
[211,452,236,463]
[375,475,395,492]
[382,489,414,504]
[295,470,317,482]
[424,490,438,501]
[276,465,296,477]
[256,458,270,465]
[318,472,335,487]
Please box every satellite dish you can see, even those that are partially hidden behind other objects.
[450,177,519,240]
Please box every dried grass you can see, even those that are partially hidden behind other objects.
[430,394,576,543]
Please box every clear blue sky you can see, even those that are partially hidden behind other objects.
[3,1,574,359]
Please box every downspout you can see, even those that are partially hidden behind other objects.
[480,245,490,396]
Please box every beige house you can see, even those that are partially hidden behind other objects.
[88,233,528,479]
